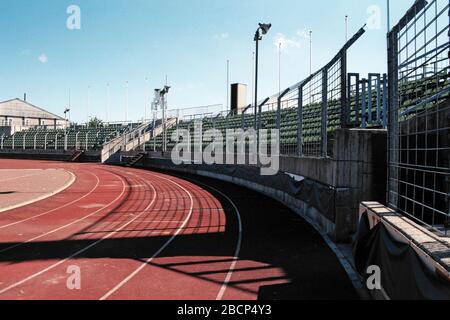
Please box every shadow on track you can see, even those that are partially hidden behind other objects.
[0,168,359,300]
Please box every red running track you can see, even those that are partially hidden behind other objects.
[0,159,268,300]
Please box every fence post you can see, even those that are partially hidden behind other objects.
[340,50,349,128]
[297,85,304,157]
[387,28,399,208]
[361,79,367,128]
[277,88,290,130]
[375,74,382,124]
[382,73,388,128]
[23,133,27,150]
[348,73,360,126]
[321,69,328,157]
[257,98,270,154]
[44,133,48,150]
[368,73,382,125]
[1,134,4,149]
[367,75,373,125]
[86,132,89,151]
[34,133,37,150]
[55,134,58,150]
[12,134,15,150]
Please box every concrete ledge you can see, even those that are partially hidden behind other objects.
[360,202,450,279]
[0,149,101,162]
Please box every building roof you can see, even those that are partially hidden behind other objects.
[0,98,65,121]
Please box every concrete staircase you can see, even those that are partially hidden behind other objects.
[70,150,85,162]
[101,118,177,163]
[126,152,146,167]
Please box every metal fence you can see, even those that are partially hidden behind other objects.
[253,26,369,158]
[146,26,386,159]
[387,0,450,234]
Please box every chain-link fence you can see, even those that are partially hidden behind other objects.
[388,0,450,234]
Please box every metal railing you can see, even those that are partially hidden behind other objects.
[146,26,382,160]
[0,126,127,152]
[387,0,450,234]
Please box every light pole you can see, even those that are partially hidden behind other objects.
[253,23,272,130]
[309,30,313,75]
[387,0,391,32]
[145,77,149,123]
[106,83,110,124]
[226,60,230,111]
[64,108,70,150]
[158,85,170,152]
[278,42,282,96]
[152,89,160,152]
[125,81,129,124]
[345,15,348,41]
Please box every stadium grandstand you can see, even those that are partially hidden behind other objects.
[0,97,67,135]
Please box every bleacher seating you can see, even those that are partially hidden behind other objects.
[0,125,128,150]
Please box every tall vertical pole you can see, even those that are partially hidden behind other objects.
[254,34,259,130]
[387,0,391,32]
[106,83,110,124]
[226,60,230,111]
[145,78,149,123]
[345,15,348,41]
[309,31,313,75]
[125,81,129,124]
[68,89,71,126]
[87,86,90,124]
[278,42,282,96]
[162,93,166,153]
[251,51,255,109]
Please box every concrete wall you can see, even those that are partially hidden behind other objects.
[272,129,387,239]
[125,128,387,242]
[0,149,101,162]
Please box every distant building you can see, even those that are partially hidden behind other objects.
[230,83,248,115]
[0,98,67,135]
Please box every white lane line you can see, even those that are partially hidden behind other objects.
[0,170,47,183]
[0,171,96,229]
[0,169,140,295]
[99,170,194,300]
[0,170,77,214]
[181,177,243,301]
[0,171,126,255]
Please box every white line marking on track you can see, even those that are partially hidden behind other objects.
[0,171,97,229]
[0,171,77,214]
[0,171,124,254]
[0,171,48,183]
[180,177,243,301]
[99,170,194,300]
[0,169,138,295]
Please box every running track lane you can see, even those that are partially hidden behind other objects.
[0,160,358,300]
[0,160,247,300]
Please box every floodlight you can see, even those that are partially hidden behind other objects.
[259,23,272,35]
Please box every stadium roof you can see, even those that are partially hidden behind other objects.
[0,98,65,121]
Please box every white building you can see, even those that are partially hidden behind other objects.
[0,98,67,135]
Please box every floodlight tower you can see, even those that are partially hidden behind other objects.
[152,89,161,152]
[253,23,271,129]
[160,85,171,152]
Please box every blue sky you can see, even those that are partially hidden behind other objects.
[0,0,410,123]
